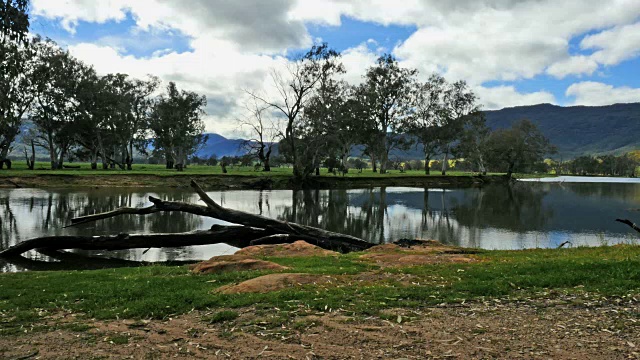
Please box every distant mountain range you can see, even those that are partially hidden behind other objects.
[195,133,248,158]
[484,102,640,157]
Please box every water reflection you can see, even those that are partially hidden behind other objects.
[2,182,640,272]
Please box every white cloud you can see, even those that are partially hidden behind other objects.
[33,0,310,53]
[32,0,129,33]
[546,55,598,79]
[566,82,640,106]
[581,22,640,66]
[477,86,556,110]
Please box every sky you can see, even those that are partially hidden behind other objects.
[28,0,640,136]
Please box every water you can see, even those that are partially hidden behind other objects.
[2,182,640,272]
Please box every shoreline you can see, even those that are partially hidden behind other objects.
[0,173,511,190]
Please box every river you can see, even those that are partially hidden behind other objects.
[2,180,640,272]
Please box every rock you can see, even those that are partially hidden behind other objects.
[234,240,338,258]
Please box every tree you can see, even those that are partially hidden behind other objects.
[149,82,207,171]
[247,43,342,181]
[0,0,29,44]
[438,80,480,175]
[453,112,490,174]
[238,100,280,171]
[124,75,160,169]
[358,54,416,174]
[0,0,32,169]
[30,38,90,169]
[485,119,556,177]
[406,74,446,174]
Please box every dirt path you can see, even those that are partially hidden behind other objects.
[2,298,638,360]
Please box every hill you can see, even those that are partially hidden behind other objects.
[195,133,248,158]
[484,103,640,157]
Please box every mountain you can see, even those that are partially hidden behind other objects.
[195,133,254,158]
[484,103,640,157]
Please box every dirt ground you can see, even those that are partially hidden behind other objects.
[2,297,639,360]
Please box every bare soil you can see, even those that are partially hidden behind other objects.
[234,241,339,258]
[190,256,289,274]
[358,241,480,267]
[217,273,337,294]
[2,297,638,359]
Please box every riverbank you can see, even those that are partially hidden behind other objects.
[0,172,511,190]
[1,243,639,359]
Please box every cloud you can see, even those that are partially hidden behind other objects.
[31,0,130,33]
[566,82,640,106]
[32,0,310,52]
[477,86,556,110]
[67,42,285,135]
[581,22,640,66]
[546,55,598,79]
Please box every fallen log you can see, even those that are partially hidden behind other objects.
[616,218,640,233]
[70,180,373,252]
[0,225,275,257]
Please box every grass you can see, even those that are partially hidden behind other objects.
[1,245,639,337]
[0,160,511,178]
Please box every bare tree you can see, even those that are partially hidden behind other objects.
[238,99,280,171]
[246,43,341,181]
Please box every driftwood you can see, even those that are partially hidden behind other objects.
[0,225,275,257]
[0,180,373,258]
[615,218,640,233]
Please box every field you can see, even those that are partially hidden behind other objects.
[1,244,638,358]
[0,160,541,178]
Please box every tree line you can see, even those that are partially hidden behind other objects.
[554,153,639,177]
[243,44,555,180]
[1,1,208,171]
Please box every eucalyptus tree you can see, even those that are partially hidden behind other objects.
[30,38,90,169]
[359,54,417,174]
[438,80,479,175]
[453,111,490,174]
[125,75,159,169]
[247,43,342,181]
[149,81,207,171]
[0,0,31,169]
[0,0,29,44]
[406,74,447,174]
[484,119,555,177]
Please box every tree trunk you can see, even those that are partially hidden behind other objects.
[0,146,9,170]
[380,151,388,174]
[441,148,449,176]
[507,162,514,178]
[371,152,377,173]
[424,155,431,175]
[127,142,133,170]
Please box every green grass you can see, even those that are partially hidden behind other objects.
[2,245,638,336]
[0,160,509,178]
[207,310,239,324]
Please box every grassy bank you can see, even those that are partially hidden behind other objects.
[1,245,638,337]
[0,161,519,189]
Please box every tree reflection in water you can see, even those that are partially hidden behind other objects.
[5,182,640,272]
